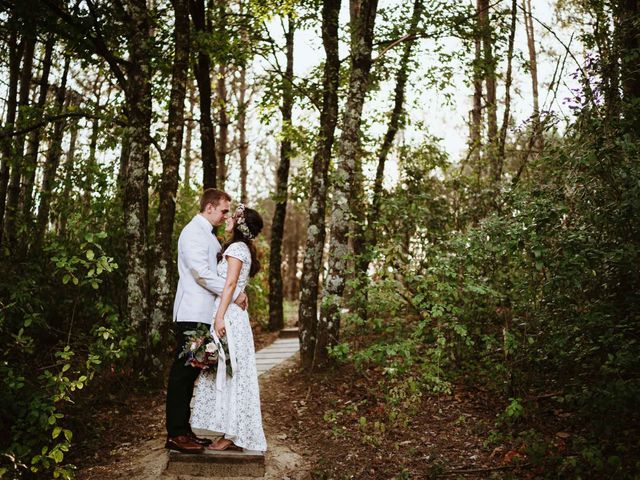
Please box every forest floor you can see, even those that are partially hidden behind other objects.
[71,322,530,479]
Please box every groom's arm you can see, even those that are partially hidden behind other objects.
[181,232,241,301]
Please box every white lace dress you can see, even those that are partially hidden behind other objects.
[190,242,267,451]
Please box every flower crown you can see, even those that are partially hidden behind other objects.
[234,204,255,239]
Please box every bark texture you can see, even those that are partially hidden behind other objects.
[268,16,295,332]
[4,33,36,246]
[150,0,190,356]
[35,56,70,246]
[355,0,423,320]
[298,0,341,370]
[523,0,541,149]
[0,21,21,246]
[123,0,154,334]
[190,0,217,189]
[315,0,378,370]
[496,0,517,178]
[21,35,55,223]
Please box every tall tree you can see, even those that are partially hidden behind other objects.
[298,0,341,370]
[237,64,249,203]
[35,55,70,246]
[190,0,217,189]
[522,0,541,149]
[216,63,229,189]
[496,0,517,177]
[0,19,21,246]
[21,35,55,223]
[315,0,378,370]
[353,0,424,320]
[149,0,191,354]
[479,0,497,167]
[617,0,640,128]
[122,0,155,335]
[183,82,196,188]
[268,15,295,332]
[470,0,483,169]
[4,31,36,246]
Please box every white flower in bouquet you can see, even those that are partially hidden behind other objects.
[190,341,199,351]
[205,342,217,354]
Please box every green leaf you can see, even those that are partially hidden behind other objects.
[86,249,95,260]
[52,426,62,439]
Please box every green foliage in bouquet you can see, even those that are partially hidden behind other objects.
[179,324,233,377]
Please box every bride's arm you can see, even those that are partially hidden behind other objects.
[214,256,243,338]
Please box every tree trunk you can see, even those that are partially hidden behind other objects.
[471,0,483,171]
[618,0,640,128]
[183,81,196,188]
[479,0,497,173]
[238,64,249,204]
[35,56,70,246]
[523,0,541,149]
[496,0,517,178]
[298,0,341,370]
[5,33,36,246]
[190,0,217,189]
[216,63,228,189]
[315,0,378,370]
[0,21,21,247]
[150,0,190,358]
[21,35,55,223]
[268,15,295,332]
[57,114,79,237]
[123,0,154,335]
[355,0,423,320]
[83,86,102,212]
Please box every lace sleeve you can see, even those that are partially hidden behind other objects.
[224,242,250,265]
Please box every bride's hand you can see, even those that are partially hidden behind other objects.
[214,317,226,338]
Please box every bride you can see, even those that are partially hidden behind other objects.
[190,204,267,452]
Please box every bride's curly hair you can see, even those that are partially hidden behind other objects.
[218,207,263,277]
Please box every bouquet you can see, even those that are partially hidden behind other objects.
[179,324,233,376]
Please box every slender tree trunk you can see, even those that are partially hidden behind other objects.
[216,63,229,189]
[83,96,101,211]
[0,22,21,247]
[238,64,249,203]
[268,16,295,332]
[315,0,378,370]
[190,0,217,189]
[35,56,70,246]
[298,0,341,370]
[123,0,154,335]
[496,0,517,178]
[354,0,423,321]
[471,0,483,171]
[5,34,36,246]
[58,114,79,237]
[150,0,190,356]
[618,0,640,128]
[21,35,55,223]
[183,82,196,188]
[369,0,422,234]
[479,0,497,171]
[523,0,541,149]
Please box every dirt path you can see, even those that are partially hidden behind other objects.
[76,355,312,480]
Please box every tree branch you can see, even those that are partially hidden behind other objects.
[40,0,130,90]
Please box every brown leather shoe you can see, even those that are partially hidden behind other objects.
[165,435,205,454]
[187,431,213,446]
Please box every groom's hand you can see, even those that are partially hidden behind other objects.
[234,292,248,310]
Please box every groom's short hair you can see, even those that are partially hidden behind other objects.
[200,188,232,212]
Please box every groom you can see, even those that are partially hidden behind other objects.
[165,188,248,454]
